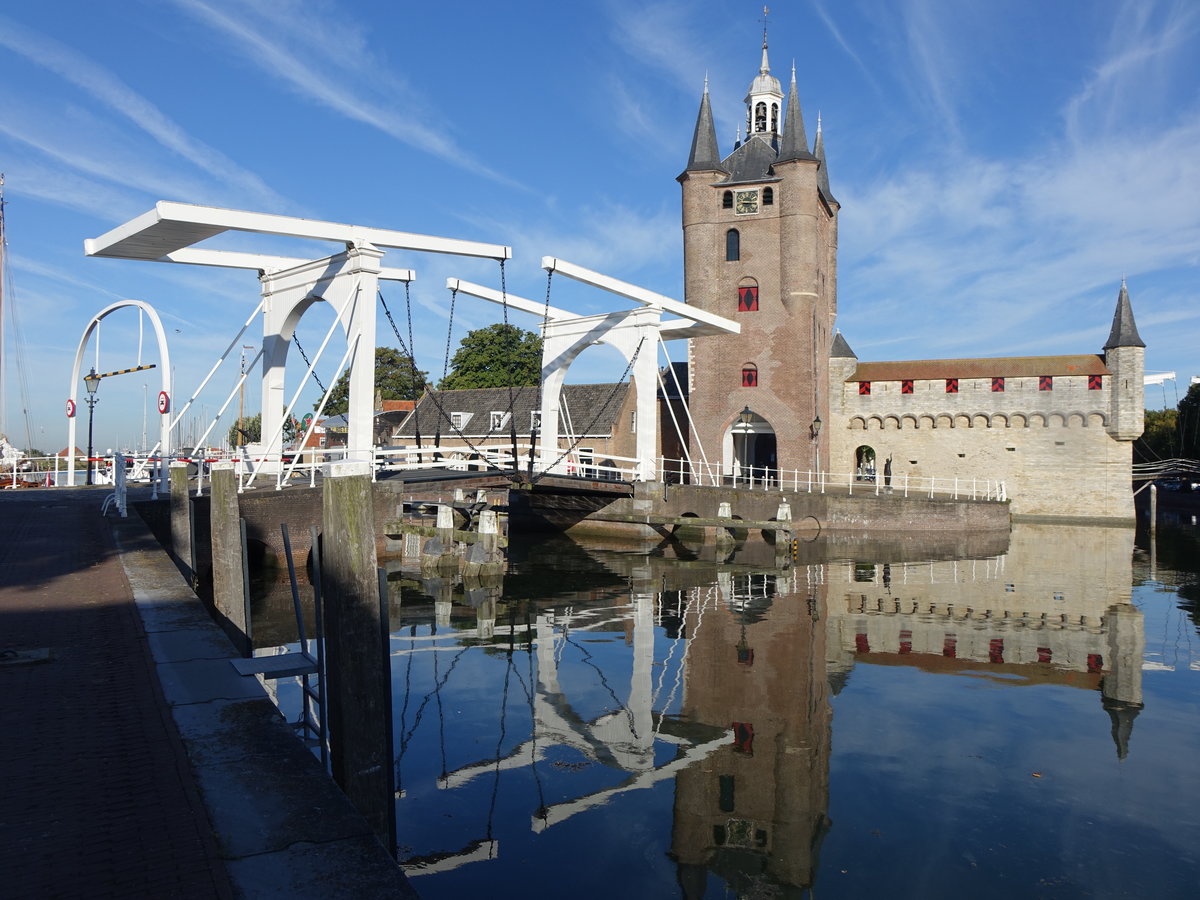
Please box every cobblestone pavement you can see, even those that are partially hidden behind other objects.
[0,489,234,899]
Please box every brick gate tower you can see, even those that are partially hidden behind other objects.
[679,34,839,478]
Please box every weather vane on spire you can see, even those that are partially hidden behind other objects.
[762,6,770,42]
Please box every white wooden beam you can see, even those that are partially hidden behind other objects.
[86,201,511,262]
[446,278,574,321]
[541,256,739,335]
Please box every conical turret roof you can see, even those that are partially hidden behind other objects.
[1103,280,1145,350]
[683,80,727,174]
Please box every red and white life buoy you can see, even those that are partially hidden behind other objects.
[157,391,170,414]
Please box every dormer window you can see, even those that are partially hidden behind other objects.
[490,411,509,430]
[450,412,468,430]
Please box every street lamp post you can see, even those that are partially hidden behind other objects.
[811,415,822,474]
[84,368,101,486]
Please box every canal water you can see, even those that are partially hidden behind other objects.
[259,517,1200,898]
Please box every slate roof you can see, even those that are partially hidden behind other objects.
[683,87,727,175]
[390,384,630,440]
[830,332,856,359]
[719,134,781,185]
[847,355,1110,382]
[777,71,816,164]
[1104,281,1145,350]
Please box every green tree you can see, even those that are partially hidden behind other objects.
[1137,408,1178,462]
[1177,382,1200,460]
[322,347,429,416]
[439,323,543,390]
[227,412,298,448]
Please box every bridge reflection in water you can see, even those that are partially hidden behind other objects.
[250,521,1191,898]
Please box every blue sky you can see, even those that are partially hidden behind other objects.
[0,0,1197,452]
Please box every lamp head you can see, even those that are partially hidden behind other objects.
[739,406,754,426]
[811,415,822,438]
[84,368,101,395]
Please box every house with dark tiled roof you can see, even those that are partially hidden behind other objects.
[388,383,642,477]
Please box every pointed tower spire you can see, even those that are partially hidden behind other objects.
[744,23,783,137]
[778,63,816,162]
[814,110,837,203]
[684,79,726,173]
[1104,279,1146,349]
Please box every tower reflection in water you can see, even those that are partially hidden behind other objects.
[257,522,1144,895]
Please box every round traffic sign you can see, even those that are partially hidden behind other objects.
[66,398,76,418]
[157,391,170,414]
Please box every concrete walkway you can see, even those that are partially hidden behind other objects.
[0,488,416,898]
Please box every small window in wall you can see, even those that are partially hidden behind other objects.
[630,410,637,433]
[1039,375,1053,391]
[991,377,1005,392]
[1088,374,1103,390]
[859,381,871,395]
[737,285,759,311]
[901,379,914,395]
[741,364,758,387]
[722,190,733,209]
[725,228,740,261]
[732,722,754,755]
[762,187,774,206]
[946,378,959,394]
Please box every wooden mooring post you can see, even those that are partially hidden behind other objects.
[320,461,396,848]
[168,460,195,584]
[208,461,251,654]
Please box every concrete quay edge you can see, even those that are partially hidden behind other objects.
[108,509,418,899]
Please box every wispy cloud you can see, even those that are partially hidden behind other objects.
[169,0,527,191]
[0,13,285,210]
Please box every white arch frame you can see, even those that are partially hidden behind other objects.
[67,300,172,490]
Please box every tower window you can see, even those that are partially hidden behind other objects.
[762,187,774,206]
[742,364,758,387]
[1039,375,1053,391]
[901,380,914,395]
[946,378,959,394]
[755,101,767,132]
[991,377,1005,392]
[737,285,759,311]
[1088,374,1103,390]
[725,228,740,261]
[859,381,871,395]
[722,190,733,209]
[771,103,779,133]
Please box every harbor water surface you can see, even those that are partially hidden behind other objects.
[260,517,1200,898]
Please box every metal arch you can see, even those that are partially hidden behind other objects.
[67,300,172,490]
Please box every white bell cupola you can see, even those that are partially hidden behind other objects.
[744,34,783,137]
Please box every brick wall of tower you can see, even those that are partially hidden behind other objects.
[682,158,837,475]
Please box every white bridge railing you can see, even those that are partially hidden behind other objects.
[4,444,1005,503]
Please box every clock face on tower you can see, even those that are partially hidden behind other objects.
[734,190,759,215]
